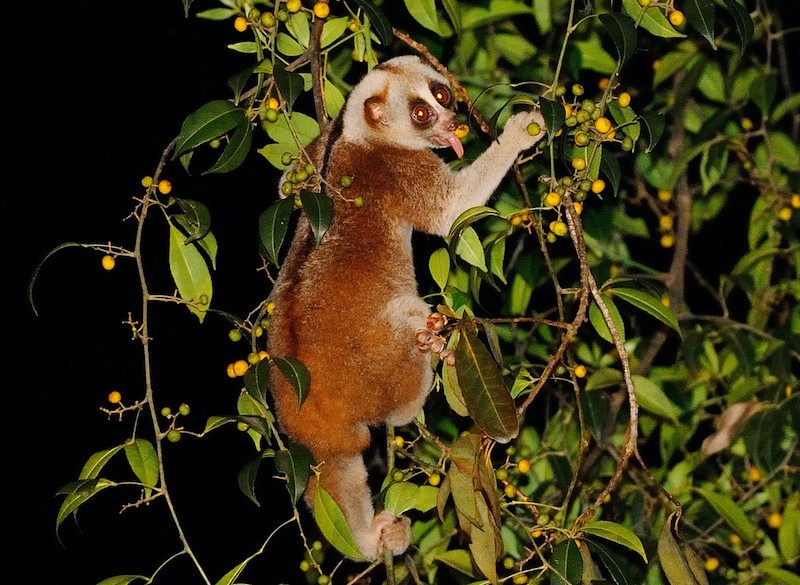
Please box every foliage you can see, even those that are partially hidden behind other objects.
[32,0,798,584]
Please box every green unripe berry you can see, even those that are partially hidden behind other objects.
[572,83,584,96]
[312,540,323,551]
[179,403,190,416]
[526,121,541,136]
[574,132,590,146]
[305,163,315,175]
[340,175,353,187]
[574,190,588,202]
[277,9,288,21]
[281,152,293,166]
[576,110,590,124]
[496,468,509,481]
[237,421,249,431]
[506,446,516,456]
[555,85,566,97]
[247,352,260,365]
[621,136,634,151]
[161,406,172,417]
[166,429,181,443]
[281,181,294,196]
[565,115,578,127]
[248,8,261,20]
[591,109,601,120]
[353,196,365,207]
[580,179,592,192]
[264,108,279,123]
[581,99,596,114]
[261,12,276,27]
[317,576,330,585]
[299,560,311,572]
[560,176,574,187]
[537,514,550,525]
[392,469,404,482]
[294,168,308,182]
[228,329,243,342]
[547,232,557,243]
[503,556,515,570]
[209,138,221,149]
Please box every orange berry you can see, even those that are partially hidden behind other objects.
[226,363,237,378]
[454,123,469,139]
[573,202,583,215]
[267,97,279,110]
[574,364,587,378]
[571,156,586,170]
[517,459,531,473]
[107,390,122,404]
[101,254,116,271]
[594,117,612,134]
[591,179,605,194]
[312,2,329,18]
[545,191,562,207]
[232,359,250,376]
[234,16,248,32]
[766,512,782,529]
[748,467,762,482]
[669,10,685,26]
[598,77,610,90]
[157,179,172,195]
[659,215,674,231]
[564,103,573,117]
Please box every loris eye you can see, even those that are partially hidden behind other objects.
[433,86,451,105]
[412,105,432,123]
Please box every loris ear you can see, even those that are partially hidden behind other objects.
[364,95,386,128]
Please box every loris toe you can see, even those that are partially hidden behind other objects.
[374,511,412,555]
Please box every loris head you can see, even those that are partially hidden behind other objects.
[341,55,464,158]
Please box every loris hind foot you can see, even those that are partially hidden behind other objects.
[373,511,412,556]
[416,312,456,366]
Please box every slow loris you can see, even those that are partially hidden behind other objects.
[266,55,546,560]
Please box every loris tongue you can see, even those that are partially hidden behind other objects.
[445,134,464,159]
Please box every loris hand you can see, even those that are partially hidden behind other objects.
[499,110,547,151]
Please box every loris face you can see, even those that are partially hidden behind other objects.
[341,55,465,158]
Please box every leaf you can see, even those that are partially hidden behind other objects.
[599,12,638,67]
[448,206,501,241]
[384,482,439,515]
[601,148,622,197]
[611,287,680,333]
[587,539,635,585]
[777,493,800,562]
[632,374,680,422]
[758,566,800,585]
[722,0,753,53]
[172,198,212,244]
[348,0,393,45]
[275,444,314,505]
[433,549,476,577]
[273,63,305,113]
[272,356,311,411]
[258,197,296,266]
[96,577,148,585]
[685,0,716,48]
[657,510,708,585]
[538,96,567,140]
[79,446,125,480]
[204,116,253,174]
[470,494,500,584]
[237,457,262,506]
[700,401,762,457]
[695,488,757,542]
[169,222,213,322]
[124,439,159,495]
[441,0,462,34]
[582,521,647,562]
[742,406,786,473]
[429,247,451,291]
[404,0,441,34]
[214,558,253,585]
[455,226,487,272]
[455,328,519,443]
[299,191,333,245]
[173,100,243,158]
[243,357,271,405]
[321,17,350,47]
[314,485,368,560]
[56,478,116,536]
[588,294,625,344]
[640,111,666,152]
[549,539,582,585]
[622,0,685,38]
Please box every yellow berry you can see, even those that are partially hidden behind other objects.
[740,117,753,131]
[107,390,122,404]
[504,484,517,498]
[777,207,792,221]
[550,220,568,237]
[594,117,612,134]
[790,194,800,208]
[618,92,631,108]
[234,16,248,32]
[545,191,562,207]
[669,10,685,26]
[512,574,529,584]
[141,176,153,188]
[657,189,672,202]
[659,215,674,231]
[286,0,302,13]
[312,2,329,18]
[158,179,172,195]
[661,295,670,308]
[704,557,719,572]
[638,0,651,6]
[591,179,605,194]
[531,529,543,538]
[564,103,573,118]
[573,202,583,215]
[226,363,237,378]
[101,254,116,271]
[428,472,441,487]
[574,364,587,378]
[660,234,675,248]
[787,385,793,397]
[526,121,542,136]
[766,512,783,529]
[652,59,662,71]
[571,156,586,170]
[233,359,250,377]
[454,123,469,139]
[517,459,531,473]
[258,350,270,361]
[602,493,612,504]
[267,97,279,110]
[748,467,762,482]
[729,534,742,546]
[510,215,523,226]
[394,435,405,448]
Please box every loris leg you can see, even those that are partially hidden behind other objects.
[310,452,411,560]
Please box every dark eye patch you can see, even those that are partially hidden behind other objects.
[430,83,453,107]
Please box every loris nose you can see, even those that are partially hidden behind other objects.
[443,113,458,132]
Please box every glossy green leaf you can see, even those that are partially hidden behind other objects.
[455,226,487,272]
[695,488,757,541]
[539,96,567,140]
[601,147,622,196]
[275,443,314,505]
[237,457,262,506]
[299,191,333,245]
[321,17,349,47]
[589,294,625,344]
[742,406,786,472]
[234,415,273,441]
[173,100,243,158]
[657,510,708,585]
[169,222,213,322]
[79,446,124,480]
[349,0,393,45]
[611,287,680,333]
[599,12,638,67]
[214,558,252,585]
[204,116,252,174]
[455,328,519,443]
[685,0,716,48]
[56,478,116,535]
[622,0,685,38]
[172,198,212,244]
[314,485,367,560]
[124,439,159,494]
[243,357,271,405]
[258,197,295,266]
[587,539,635,585]
[273,63,305,113]
[429,247,451,291]
[722,0,753,52]
[550,539,582,585]
[404,0,441,34]
[441,0,461,34]
[640,111,666,152]
[96,577,148,585]
[448,206,500,241]
[433,549,476,577]
[384,481,439,515]
[272,356,311,411]
[582,520,647,562]
[286,11,310,47]
[632,374,680,422]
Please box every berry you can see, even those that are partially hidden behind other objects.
[228,329,242,342]
[517,459,531,473]
[261,12,276,27]
[669,10,685,26]
[161,406,172,417]
[574,132,590,146]
[340,175,353,187]
[526,121,541,136]
[659,215,674,231]
[512,574,529,584]
[454,123,470,138]
[313,2,330,18]
[777,207,792,221]
[179,403,190,416]
[591,179,605,194]
[157,179,172,195]
[496,468,509,481]
[299,560,311,572]
[394,435,405,448]
[766,512,783,529]
[573,202,583,215]
[107,390,122,404]
[638,0,651,5]
[281,152,293,166]
[704,557,720,572]
[226,363,237,378]
[428,472,441,486]
[232,359,250,376]
[660,234,675,248]
[791,194,800,208]
[503,556,515,570]
[564,103,573,117]
[571,156,586,170]
[598,77,610,90]
[141,176,153,188]
[317,576,330,585]
[574,364,587,378]
[101,254,116,271]
[234,16,248,32]
[571,83,584,96]
[264,108,279,122]
[740,117,753,130]
[248,8,261,20]
[166,429,181,443]
[504,484,517,498]
[594,117,612,134]
[392,469,404,482]
[286,0,302,13]
[618,92,631,108]
[729,534,742,546]
[550,220,568,237]
[237,421,249,431]
[657,189,672,202]
[531,529,542,538]
[545,191,562,207]
[621,136,634,151]
[353,196,365,207]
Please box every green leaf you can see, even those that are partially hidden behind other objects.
[56,478,116,535]
[722,0,753,53]
[124,439,159,493]
[404,0,441,34]
[550,539,582,585]
[455,226,487,272]
[771,93,800,124]
[752,71,778,117]
[79,446,124,480]
[640,111,666,152]
[622,0,685,38]
[441,0,462,34]
[587,539,635,585]
[611,287,680,333]
[455,328,519,443]
[657,510,708,585]
[173,100,243,158]
[758,566,800,585]
[263,110,321,150]
[314,485,368,560]
[96,577,148,585]
[214,558,253,585]
[172,198,212,244]
[685,0,716,48]
[588,294,625,344]
[601,148,622,197]
[599,12,638,67]
[243,357,271,405]
[632,374,680,422]
[539,96,567,140]
[582,520,647,562]
[273,63,305,113]
[448,206,501,241]
[433,549,476,577]
[384,481,439,515]
[429,247,451,291]
[169,222,213,322]
[286,10,310,47]
[204,116,253,174]
[272,356,311,411]
[321,17,350,47]
[742,407,786,473]
[237,457,262,506]
[299,191,334,245]
[349,0,393,45]
[275,443,314,505]
[258,197,296,266]
[585,367,624,391]
[777,493,800,562]
[695,488,757,542]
